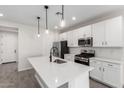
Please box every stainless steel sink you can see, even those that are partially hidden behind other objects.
[54,59,67,64]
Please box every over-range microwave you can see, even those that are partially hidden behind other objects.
[78,37,93,47]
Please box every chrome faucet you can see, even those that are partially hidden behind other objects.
[49,47,59,62]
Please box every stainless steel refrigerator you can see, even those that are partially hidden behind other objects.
[53,41,69,59]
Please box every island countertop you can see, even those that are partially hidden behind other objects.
[28,56,93,88]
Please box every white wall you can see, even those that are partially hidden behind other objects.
[0,20,58,71]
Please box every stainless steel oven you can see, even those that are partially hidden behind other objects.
[74,50,95,66]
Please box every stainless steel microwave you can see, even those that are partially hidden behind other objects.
[78,37,93,47]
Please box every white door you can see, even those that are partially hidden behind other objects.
[92,21,105,47]
[0,31,18,63]
[90,60,103,81]
[105,16,123,47]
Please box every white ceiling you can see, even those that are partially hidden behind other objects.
[0,5,124,31]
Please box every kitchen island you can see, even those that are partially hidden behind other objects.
[28,56,93,88]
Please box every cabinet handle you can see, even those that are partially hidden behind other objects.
[108,64,113,66]
[105,41,107,45]
[102,42,104,45]
[103,68,105,72]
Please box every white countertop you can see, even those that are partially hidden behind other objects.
[90,57,123,64]
[28,56,93,88]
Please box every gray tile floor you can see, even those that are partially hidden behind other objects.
[0,62,109,88]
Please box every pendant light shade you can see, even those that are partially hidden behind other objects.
[60,5,65,27]
[37,16,40,38]
[60,19,65,27]
[44,5,49,34]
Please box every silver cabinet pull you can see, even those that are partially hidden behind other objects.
[108,64,113,66]
[103,68,105,72]
[105,41,107,45]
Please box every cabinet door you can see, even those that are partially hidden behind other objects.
[103,62,121,87]
[92,21,105,47]
[90,60,103,81]
[77,27,85,39]
[105,16,123,47]
[67,31,74,47]
[72,30,78,47]
[59,33,67,41]
[83,25,92,37]
[78,25,91,38]
[67,30,78,47]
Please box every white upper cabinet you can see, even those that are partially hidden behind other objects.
[78,25,92,38]
[105,16,123,47]
[60,16,124,47]
[72,30,79,47]
[92,16,124,47]
[66,31,73,47]
[67,30,78,47]
[92,21,105,47]
[83,25,92,37]
[59,32,67,41]
[66,25,91,47]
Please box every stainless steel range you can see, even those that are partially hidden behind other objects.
[74,50,95,66]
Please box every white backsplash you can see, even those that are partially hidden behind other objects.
[70,47,124,61]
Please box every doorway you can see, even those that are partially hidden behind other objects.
[0,29,18,64]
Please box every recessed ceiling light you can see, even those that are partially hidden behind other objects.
[54,26,58,29]
[72,16,76,21]
[0,13,3,17]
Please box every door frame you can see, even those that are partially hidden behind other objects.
[0,25,18,64]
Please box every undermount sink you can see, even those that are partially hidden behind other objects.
[54,59,67,64]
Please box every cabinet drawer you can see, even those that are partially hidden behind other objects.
[103,62,120,69]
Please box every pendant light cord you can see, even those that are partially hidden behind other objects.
[45,6,48,30]
[62,5,64,20]
[37,17,40,34]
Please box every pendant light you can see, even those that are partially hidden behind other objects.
[60,5,65,27]
[37,16,40,38]
[44,5,49,34]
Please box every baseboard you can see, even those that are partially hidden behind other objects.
[90,77,116,88]
[18,66,33,72]
[2,61,16,64]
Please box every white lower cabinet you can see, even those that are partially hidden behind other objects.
[90,59,123,88]
[64,54,75,62]
[103,66,120,87]
[90,60,103,81]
